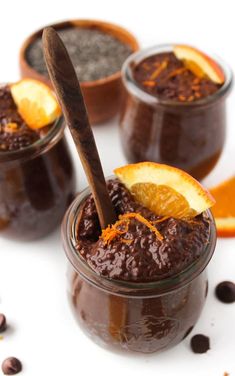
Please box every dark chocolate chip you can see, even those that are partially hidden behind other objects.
[190,334,210,354]
[1,358,22,375]
[0,313,7,332]
[215,281,235,303]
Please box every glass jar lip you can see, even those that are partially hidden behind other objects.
[122,43,233,107]
[0,116,64,162]
[62,177,217,297]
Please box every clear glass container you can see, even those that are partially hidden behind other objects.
[62,184,217,353]
[120,44,233,180]
[0,117,76,240]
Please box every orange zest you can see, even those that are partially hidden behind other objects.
[210,176,235,237]
[120,213,163,241]
[100,212,163,245]
[151,216,170,224]
[167,67,187,79]
[120,239,133,245]
[142,80,156,87]
[4,123,18,132]
[101,217,129,245]
[150,60,168,80]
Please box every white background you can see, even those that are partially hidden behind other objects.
[0,0,235,375]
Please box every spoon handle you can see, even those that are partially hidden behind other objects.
[43,27,117,228]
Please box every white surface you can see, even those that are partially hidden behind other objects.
[0,0,235,375]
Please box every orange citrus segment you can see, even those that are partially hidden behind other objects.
[184,60,205,79]
[131,183,197,219]
[173,45,225,84]
[114,162,215,219]
[10,79,61,129]
[210,176,235,237]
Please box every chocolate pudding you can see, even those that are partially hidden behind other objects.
[62,178,216,353]
[0,84,75,240]
[120,45,232,180]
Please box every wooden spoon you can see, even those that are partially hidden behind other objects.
[42,27,116,229]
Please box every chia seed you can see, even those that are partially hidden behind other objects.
[26,27,133,82]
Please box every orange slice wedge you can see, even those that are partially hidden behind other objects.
[114,162,215,219]
[210,176,235,237]
[173,45,225,84]
[10,79,61,129]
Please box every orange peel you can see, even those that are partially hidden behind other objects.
[173,45,225,84]
[210,176,235,237]
[114,162,215,219]
[100,212,163,245]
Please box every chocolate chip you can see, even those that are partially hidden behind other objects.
[1,358,22,375]
[190,334,210,354]
[0,313,7,332]
[215,281,235,303]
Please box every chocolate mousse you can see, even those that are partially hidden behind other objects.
[76,179,210,282]
[133,52,221,102]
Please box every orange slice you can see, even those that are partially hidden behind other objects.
[173,45,225,84]
[10,79,61,129]
[210,176,235,237]
[114,162,215,219]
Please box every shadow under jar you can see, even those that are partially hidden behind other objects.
[0,117,76,241]
[120,45,233,180]
[62,186,216,354]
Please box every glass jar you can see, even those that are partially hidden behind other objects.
[0,117,76,240]
[120,45,233,180]
[62,184,217,353]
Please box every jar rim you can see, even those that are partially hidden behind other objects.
[0,116,64,162]
[122,43,233,108]
[62,179,217,297]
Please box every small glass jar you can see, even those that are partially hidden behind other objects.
[120,45,233,180]
[0,117,76,240]
[62,184,217,353]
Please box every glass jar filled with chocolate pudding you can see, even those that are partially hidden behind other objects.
[62,162,216,353]
[0,79,75,240]
[120,44,233,180]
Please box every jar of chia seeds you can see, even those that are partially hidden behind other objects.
[62,185,216,354]
[0,117,76,241]
[120,44,233,180]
